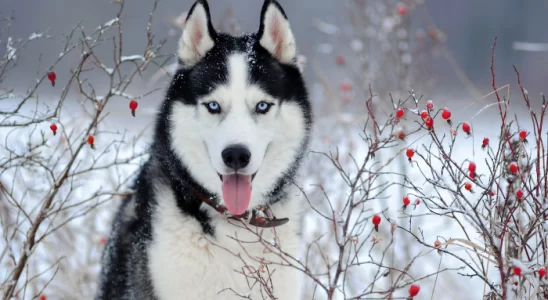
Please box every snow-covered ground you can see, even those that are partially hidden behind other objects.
[2,78,541,299]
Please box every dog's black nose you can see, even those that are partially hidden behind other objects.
[222,145,251,170]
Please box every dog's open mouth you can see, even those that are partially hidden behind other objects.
[218,173,257,216]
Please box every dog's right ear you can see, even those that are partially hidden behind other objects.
[178,0,216,66]
[257,0,297,64]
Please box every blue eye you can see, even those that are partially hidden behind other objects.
[256,101,273,114]
[204,101,221,114]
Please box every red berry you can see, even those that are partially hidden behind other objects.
[396,107,405,119]
[406,148,415,161]
[519,130,527,140]
[129,100,138,110]
[372,215,381,225]
[420,110,428,120]
[99,236,107,245]
[516,189,524,200]
[87,135,95,149]
[514,267,522,276]
[403,196,410,207]
[424,116,434,130]
[47,71,56,87]
[441,107,451,120]
[464,182,472,191]
[434,240,441,248]
[426,100,434,111]
[489,190,495,197]
[335,55,345,65]
[129,100,139,117]
[462,122,471,135]
[50,123,58,135]
[468,162,476,172]
[469,171,476,180]
[39,295,47,300]
[409,284,420,297]
[482,137,489,149]
[539,268,546,278]
[415,199,420,205]
[509,162,518,174]
[340,82,352,92]
[396,3,408,16]
[372,215,381,231]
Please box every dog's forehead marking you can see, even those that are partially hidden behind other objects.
[227,53,249,92]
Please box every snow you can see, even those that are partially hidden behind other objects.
[6,37,16,60]
[28,32,44,40]
[97,18,119,31]
[100,64,114,74]
[96,18,120,34]
[111,89,134,99]
[121,55,145,62]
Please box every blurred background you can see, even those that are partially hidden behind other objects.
[3,0,548,100]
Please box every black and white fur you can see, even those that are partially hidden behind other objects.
[96,0,312,299]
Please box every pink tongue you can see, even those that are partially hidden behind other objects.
[222,174,252,216]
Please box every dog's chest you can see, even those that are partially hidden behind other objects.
[147,195,301,300]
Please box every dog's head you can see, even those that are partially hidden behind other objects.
[166,0,311,215]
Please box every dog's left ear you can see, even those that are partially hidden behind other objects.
[257,0,297,64]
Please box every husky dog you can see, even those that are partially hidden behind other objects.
[96,0,312,299]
